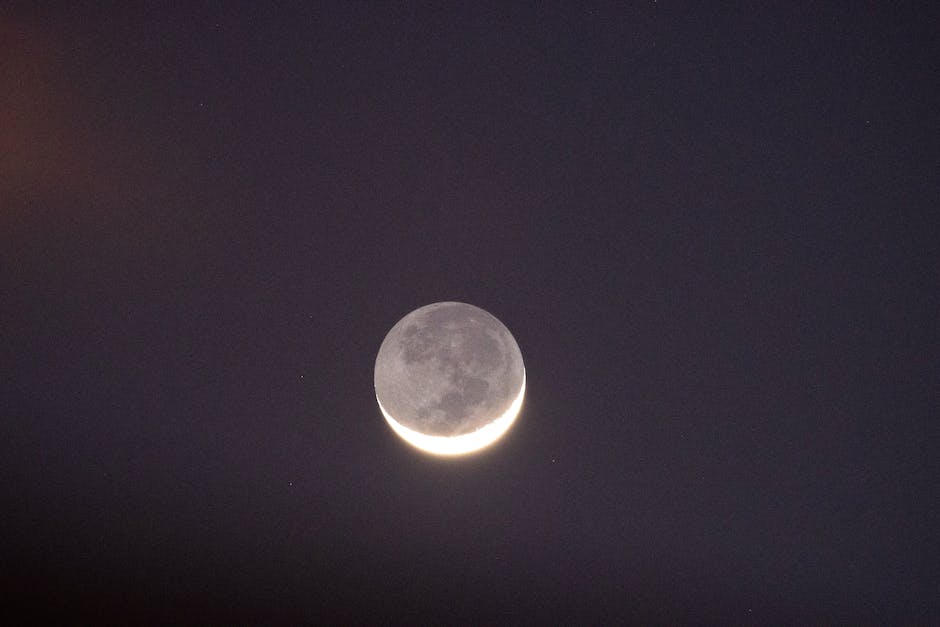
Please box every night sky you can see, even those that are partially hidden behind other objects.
[2,4,937,624]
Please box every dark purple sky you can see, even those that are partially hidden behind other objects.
[2,4,937,623]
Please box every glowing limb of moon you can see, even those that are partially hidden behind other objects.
[378,372,525,456]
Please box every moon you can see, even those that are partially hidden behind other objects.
[374,302,526,456]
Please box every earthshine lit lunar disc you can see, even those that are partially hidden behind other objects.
[374,302,526,456]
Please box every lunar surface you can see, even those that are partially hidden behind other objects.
[374,302,526,456]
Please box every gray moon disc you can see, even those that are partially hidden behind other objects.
[374,302,525,450]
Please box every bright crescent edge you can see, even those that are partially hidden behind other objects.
[377,371,526,456]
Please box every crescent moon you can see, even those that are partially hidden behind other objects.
[374,302,526,456]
